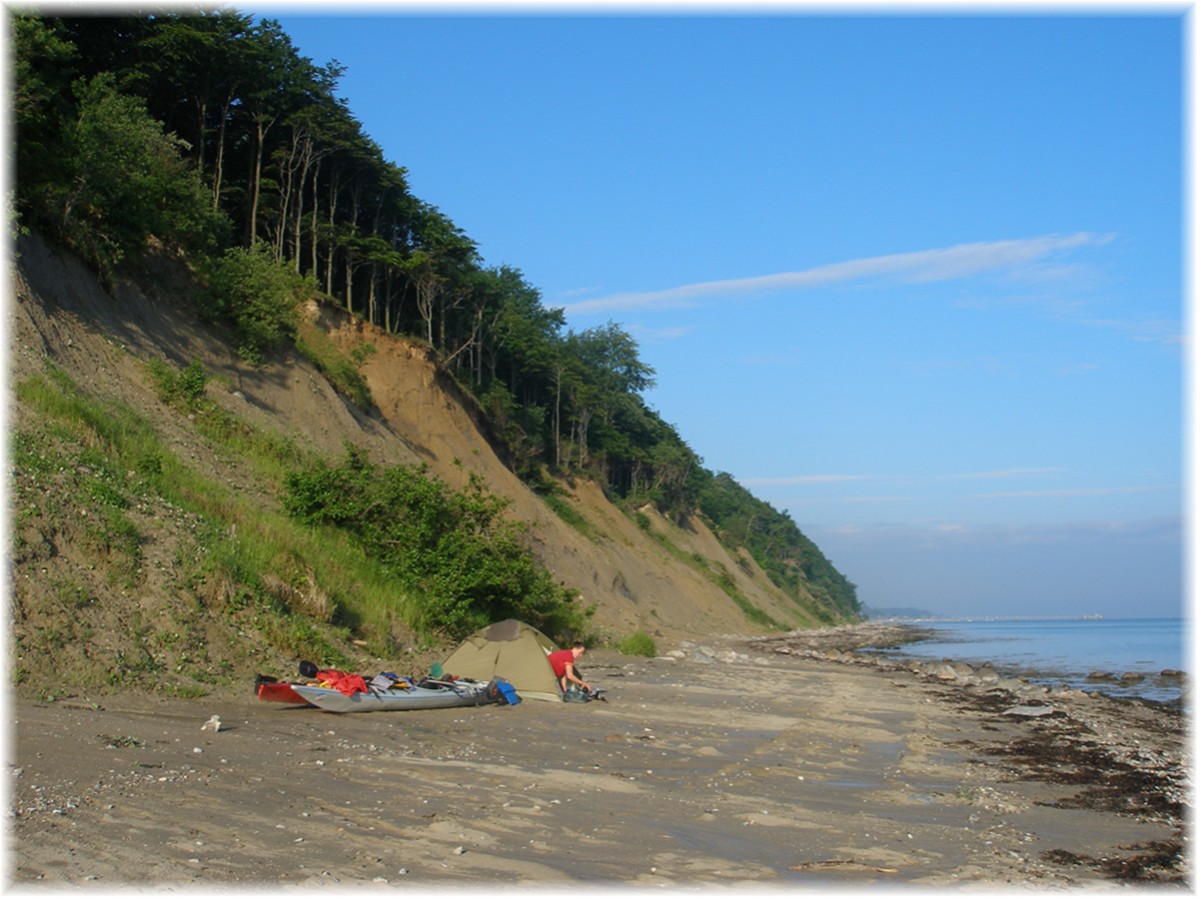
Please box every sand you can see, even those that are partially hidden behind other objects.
[9,633,1188,891]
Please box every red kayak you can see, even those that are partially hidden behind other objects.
[255,675,313,705]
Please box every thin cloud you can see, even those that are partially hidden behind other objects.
[742,468,1063,488]
[628,323,695,342]
[943,467,1066,481]
[1079,316,1182,346]
[561,232,1113,316]
[975,484,1176,499]
[787,495,906,505]
[740,474,868,486]
[809,516,1181,547]
[556,285,605,299]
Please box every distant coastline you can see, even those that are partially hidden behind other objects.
[875,614,1109,623]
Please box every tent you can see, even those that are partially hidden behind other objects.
[442,619,562,702]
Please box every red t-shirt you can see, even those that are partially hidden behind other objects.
[547,649,576,679]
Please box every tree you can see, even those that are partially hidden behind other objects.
[135,10,253,175]
[58,73,221,275]
[12,10,861,626]
[560,323,655,469]
[12,15,79,230]
[238,19,308,246]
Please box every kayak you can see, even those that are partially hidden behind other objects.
[256,678,313,705]
[255,663,376,706]
[291,678,502,713]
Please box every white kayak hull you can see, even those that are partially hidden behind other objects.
[291,679,499,713]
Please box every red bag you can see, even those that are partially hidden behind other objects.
[316,668,369,696]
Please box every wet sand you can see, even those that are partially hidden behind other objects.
[9,631,1188,890]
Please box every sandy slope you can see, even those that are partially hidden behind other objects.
[10,639,1187,889]
[11,230,828,653]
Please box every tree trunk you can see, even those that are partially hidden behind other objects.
[308,159,322,277]
[211,92,234,213]
[247,117,266,245]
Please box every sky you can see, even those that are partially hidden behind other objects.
[241,3,1187,619]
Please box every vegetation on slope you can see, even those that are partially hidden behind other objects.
[698,473,858,622]
[283,446,589,640]
[12,356,590,697]
[11,10,859,637]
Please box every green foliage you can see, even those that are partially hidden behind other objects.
[618,631,657,658]
[178,359,208,405]
[204,242,307,363]
[14,363,404,692]
[284,446,586,640]
[711,567,784,630]
[148,357,208,410]
[13,16,78,227]
[295,320,374,409]
[19,68,225,280]
[11,11,860,635]
[539,491,594,538]
[698,472,860,620]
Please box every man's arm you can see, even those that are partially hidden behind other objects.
[563,663,590,691]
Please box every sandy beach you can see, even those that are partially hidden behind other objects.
[9,627,1188,890]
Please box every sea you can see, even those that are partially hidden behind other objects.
[872,617,1188,705]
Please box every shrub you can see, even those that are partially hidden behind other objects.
[203,242,308,363]
[283,445,586,640]
[618,631,657,658]
[148,357,208,410]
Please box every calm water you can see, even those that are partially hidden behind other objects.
[877,617,1188,704]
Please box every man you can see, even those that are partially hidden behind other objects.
[548,641,590,694]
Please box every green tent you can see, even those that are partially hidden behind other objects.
[442,619,562,702]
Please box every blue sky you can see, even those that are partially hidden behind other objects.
[246,7,1186,619]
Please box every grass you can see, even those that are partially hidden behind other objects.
[295,319,374,410]
[626,503,793,631]
[618,631,657,657]
[13,360,441,694]
[539,490,595,538]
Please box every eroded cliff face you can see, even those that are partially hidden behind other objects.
[12,232,821,653]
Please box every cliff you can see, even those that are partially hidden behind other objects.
[10,233,835,695]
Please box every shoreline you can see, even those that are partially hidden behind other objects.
[749,620,1187,707]
[11,623,1189,888]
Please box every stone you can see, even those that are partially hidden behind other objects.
[1002,705,1056,717]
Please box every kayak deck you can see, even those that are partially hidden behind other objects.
[291,679,499,713]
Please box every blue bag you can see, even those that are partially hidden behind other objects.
[495,680,520,705]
